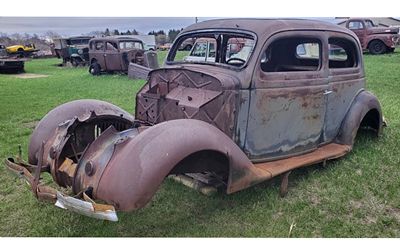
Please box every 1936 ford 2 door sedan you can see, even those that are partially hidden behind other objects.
[6,19,384,221]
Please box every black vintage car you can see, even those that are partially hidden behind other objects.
[54,36,92,66]
[0,44,26,73]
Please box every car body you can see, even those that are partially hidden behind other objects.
[178,38,195,51]
[6,43,39,57]
[54,36,92,66]
[88,36,149,75]
[345,18,400,54]
[0,44,27,73]
[6,19,384,221]
[158,43,173,51]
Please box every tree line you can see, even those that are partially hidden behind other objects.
[0,27,183,51]
[100,28,182,44]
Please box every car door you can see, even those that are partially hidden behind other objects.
[104,41,121,71]
[323,33,364,141]
[90,41,106,69]
[244,31,329,161]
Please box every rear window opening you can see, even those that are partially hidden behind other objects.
[261,37,321,72]
[328,37,358,69]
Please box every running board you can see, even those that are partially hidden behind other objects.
[227,143,352,195]
[254,143,351,196]
[254,143,351,177]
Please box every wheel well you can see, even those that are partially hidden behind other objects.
[170,150,229,180]
[90,58,97,64]
[368,39,386,48]
[359,108,380,133]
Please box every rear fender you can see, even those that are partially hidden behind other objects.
[335,90,383,146]
[85,119,260,212]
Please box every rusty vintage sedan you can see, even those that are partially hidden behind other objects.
[88,36,158,75]
[6,19,384,221]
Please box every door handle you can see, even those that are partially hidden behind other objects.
[323,90,333,95]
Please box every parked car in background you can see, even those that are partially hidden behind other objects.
[345,18,400,54]
[182,37,251,63]
[6,43,39,57]
[54,36,92,66]
[183,38,216,62]
[7,19,384,222]
[178,38,195,51]
[88,36,156,75]
[158,43,172,51]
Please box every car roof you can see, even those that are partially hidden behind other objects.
[181,18,356,39]
[68,36,93,39]
[89,36,143,43]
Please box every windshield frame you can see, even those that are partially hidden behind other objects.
[166,29,257,71]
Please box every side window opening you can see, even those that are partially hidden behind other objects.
[328,37,358,69]
[348,21,364,30]
[106,42,118,51]
[95,42,104,51]
[261,37,321,72]
[365,20,375,28]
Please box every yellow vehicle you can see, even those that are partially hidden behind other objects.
[6,43,38,56]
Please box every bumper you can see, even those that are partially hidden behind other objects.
[55,192,118,222]
[391,35,400,48]
[4,157,118,222]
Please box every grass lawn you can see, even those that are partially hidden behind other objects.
[0,51,399,237]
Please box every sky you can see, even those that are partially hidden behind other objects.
[0,17,215,36]
[0,17,340,36]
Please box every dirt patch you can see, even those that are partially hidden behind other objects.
[349,196,400,224]
[13,73,48,79]
[385,207,400,222]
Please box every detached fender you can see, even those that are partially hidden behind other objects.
[28,99,134,165]
[92,119,257,212]
[335,90,383,146]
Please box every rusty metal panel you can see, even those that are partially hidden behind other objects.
[324,77,364,141]
[144,51,159,69]
[135,68,239,138]
[234,90,251,148]
[245,85,328,160]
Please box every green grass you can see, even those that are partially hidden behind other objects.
[0,51,399,237]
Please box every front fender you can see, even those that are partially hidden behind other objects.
[335,90,383,146]
[28,99,134,165]
[83,119,256,211]
[366,36,393,48]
